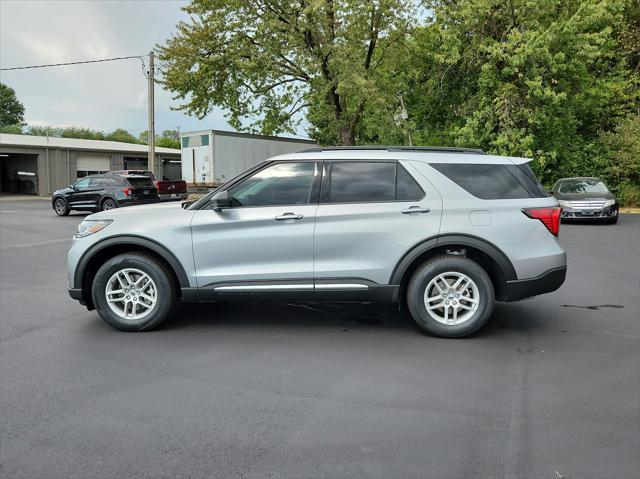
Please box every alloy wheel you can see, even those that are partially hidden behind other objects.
[423,271,480,325]
[105,268,157,320]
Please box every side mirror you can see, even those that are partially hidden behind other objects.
[69,184,76,189]
[210,190,231,211]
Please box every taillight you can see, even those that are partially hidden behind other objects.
[522,207,561,236]
[122,187,132,196]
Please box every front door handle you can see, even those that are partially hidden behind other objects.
[275,212,304,221]
[401,206,431,214]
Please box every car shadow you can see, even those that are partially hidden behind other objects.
[157,299,551,338]
[161,301,413,332]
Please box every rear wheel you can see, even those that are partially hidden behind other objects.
[91,252,177,331]
[407,255,494,338]
[101,198,117,211]
[53,198,70,216]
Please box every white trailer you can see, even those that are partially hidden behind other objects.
[180,130,315,186]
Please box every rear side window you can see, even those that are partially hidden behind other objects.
[326,162,424,203]
[89,177,104,188]
[430,163,546,199]
[127,177,155,187]
[396,164,425,201]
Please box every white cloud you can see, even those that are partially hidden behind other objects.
[0,0,229,136]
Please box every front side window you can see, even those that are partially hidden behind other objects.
[558,179,609,194]
[74,177,91,189]
[227,162,316,207]
[325,161,424,203]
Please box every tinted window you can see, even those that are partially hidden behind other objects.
[431,164,531,199]
[396,164,425,201]
[505,164,548,198]
[103,176,123,188]
[74,177,91,189]
[228,162,316,207]
[127,177,156,187]
[89,177,104,188]
[328,162,396,203]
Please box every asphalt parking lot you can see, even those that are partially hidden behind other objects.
[1,198,638,479]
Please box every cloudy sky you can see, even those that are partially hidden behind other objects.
[0,0,238,137]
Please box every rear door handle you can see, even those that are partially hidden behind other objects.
[275,212,304,221]
[401,206,431,214]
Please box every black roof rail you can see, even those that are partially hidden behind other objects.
[297,145,485,155]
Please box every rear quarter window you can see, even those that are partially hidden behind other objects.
[430,163,547,199]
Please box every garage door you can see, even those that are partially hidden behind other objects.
[76,156,111,177]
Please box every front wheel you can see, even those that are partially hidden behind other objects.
[407,255,495,338]
[91,253,177,331]
[53,198,70,216]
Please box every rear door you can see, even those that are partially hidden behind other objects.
[190,161,320,294]
[313,160,442,286]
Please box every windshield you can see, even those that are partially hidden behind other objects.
[558,179,609,194]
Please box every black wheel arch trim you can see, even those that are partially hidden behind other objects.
[73,235,190,290]
[389,233,518,285]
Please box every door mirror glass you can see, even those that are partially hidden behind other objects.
[210,190,231,211]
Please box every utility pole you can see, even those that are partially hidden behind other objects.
[399,95,413,146]
[147,51,155,174]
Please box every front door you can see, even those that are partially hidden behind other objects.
[190,161,320,296]
[67,176,96,210]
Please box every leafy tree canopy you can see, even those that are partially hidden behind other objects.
[158,0,417,145]
[406,0,638,190]
[0,83,25,127]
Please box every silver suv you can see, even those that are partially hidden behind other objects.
[67,147,567,338]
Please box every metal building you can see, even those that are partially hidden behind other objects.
[0,133,181,196]
[181,130,315,186]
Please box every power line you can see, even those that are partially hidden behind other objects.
[0,55,147,72]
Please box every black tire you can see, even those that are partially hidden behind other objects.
[407,255,495,338]
[101,198,118,211]
[607,216,618,224]
[53,197,70,216]
[91,252,177,331]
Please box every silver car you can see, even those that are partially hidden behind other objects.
[67,146,567,338]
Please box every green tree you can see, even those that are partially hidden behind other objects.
[138,130,181,149]
[599,114,640,206]
[407,0,637,185]
[104,128,141,144]
[158,0,416,144]
[0,83,25,127]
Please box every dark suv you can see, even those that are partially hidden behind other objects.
[52,173,160,216]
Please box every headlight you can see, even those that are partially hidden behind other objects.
[603,199,616,207]
[76,219,112,238]
[558,200,571,208]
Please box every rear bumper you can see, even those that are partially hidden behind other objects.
[502,266,567,301]
[158,192,188,201]
[117,198,162,207]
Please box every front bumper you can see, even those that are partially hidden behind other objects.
[561,205,618,220]
[502,266,567,301]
